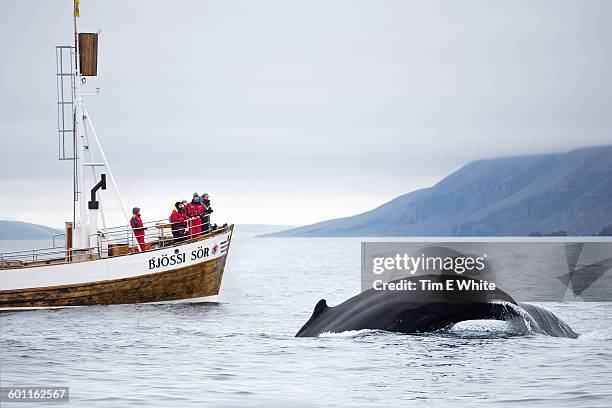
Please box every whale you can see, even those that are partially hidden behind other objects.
[295,274,578,338]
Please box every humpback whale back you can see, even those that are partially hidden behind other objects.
[296,274,578,338]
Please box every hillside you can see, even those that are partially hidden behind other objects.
[0,220,61,240]
[266,146,612,237]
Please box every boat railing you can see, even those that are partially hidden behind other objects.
[92,217,215,249]
[0,245,97,266]
[0,219,228,268]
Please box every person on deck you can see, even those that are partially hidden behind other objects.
[130,207,146,251]
[186,193,204,237]
[180,200,190,236]
[201,193,213,232]
[169,202,187,242]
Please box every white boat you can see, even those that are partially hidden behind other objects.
[0,2,233,310]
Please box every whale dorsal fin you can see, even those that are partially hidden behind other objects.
[311,299,328,319]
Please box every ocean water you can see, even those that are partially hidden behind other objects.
[1,235,611,407]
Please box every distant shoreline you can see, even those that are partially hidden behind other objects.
[0,220,62,240]
[0,221,295,241]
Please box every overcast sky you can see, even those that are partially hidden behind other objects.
[1,0,611,228]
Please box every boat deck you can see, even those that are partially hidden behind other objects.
[0,221,231,270]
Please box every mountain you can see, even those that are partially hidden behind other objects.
[0,220,62,240]
[266,146,612,237]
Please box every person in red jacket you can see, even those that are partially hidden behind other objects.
[186,193,204,237]
[130,207,146,251]
[179,200,190,236]
[169,201,187,242]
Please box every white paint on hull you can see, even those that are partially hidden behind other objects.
[0,231,232,291]
[0,295,220,311]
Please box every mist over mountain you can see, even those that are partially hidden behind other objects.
[267,146,612,237]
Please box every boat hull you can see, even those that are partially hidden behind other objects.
[0,226,233,310]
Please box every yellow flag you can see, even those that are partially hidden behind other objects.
[74,0,80,17]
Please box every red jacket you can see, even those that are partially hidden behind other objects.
[170,210,185,229]
[130,215,146,251]
[187,202,204,218]
[130,215,144,236]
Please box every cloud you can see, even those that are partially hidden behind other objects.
[1,0,611,226]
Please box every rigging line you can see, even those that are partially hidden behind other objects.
[83,107,141,252]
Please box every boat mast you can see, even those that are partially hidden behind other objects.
[72,3,89,251]
[72,2,78,228]
[68,0,142,253]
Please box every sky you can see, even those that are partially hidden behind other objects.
[1,0,611,228]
